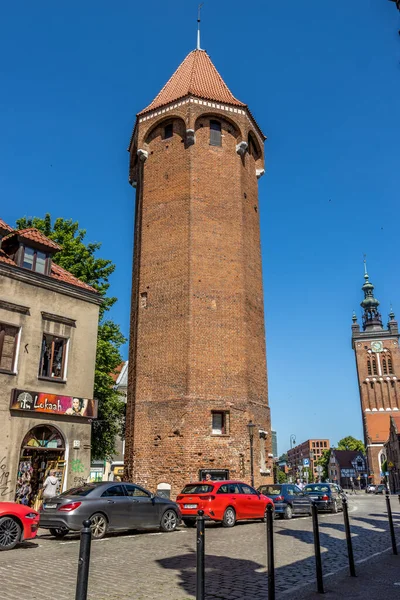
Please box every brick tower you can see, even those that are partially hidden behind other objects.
[352,265,399,483]
[125,45,272,497]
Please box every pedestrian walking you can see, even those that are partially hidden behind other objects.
[42,470,60,500]
[349,477,356,495]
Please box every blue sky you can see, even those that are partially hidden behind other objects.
[1,1,399,455]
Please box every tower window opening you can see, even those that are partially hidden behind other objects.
[370,382,374,390]
[383,359,388,375]
[210,120,222,146]
[372,358,378,375]
[140,292,147,308]
[163,123,173,139]
[211,411,228,435]
[367,358,372,376]
[388,357,394,374]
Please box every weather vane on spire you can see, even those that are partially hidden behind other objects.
[363,253,368,276]
[197,3,204,50]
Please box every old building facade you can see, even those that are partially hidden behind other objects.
[0,220,101,508]
[125,48,273,497]
[287,439,330,482]
[352,267,400,483]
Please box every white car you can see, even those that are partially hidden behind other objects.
[365,484,376,494]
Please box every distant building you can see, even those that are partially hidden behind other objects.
[385,416,400,492]
[287,439,330,481]
[351,266,400,484]
[329,450,367,489]
[271,430,278,458]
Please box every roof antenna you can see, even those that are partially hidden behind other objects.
[363,253,368,277]
[197,3,203,50]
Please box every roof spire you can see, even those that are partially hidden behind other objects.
[360,260,382,331]
[197,3,203,50]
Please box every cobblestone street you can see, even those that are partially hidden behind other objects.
[0,495,398,599]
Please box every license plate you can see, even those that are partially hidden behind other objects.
[44,504,57,509]
[310,496,318,500]
[184,504,197,509]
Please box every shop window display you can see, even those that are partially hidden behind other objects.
[15,425,66,509]
[39,334,68,379]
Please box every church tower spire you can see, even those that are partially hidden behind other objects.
[360,262,383,331]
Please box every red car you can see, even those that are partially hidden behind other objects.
[176,480,273,527]
[0,503,40,550]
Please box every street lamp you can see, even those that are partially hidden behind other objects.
[247,420,256,487]
[290,434,296,449]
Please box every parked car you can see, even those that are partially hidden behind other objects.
[258,484,312,520]
[365,484,376,494]
[39,482,181,539]
[0,502,39,551]
[303,483,344,513]
[176,480,273,527]
[374,484,388,495]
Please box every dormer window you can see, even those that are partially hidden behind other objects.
[22,247,48,274]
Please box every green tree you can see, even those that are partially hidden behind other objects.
[316,449,331,480]
[337,436,365,453]
[278,453,288,463]
[16,214,126,459]
[277,469,287,484]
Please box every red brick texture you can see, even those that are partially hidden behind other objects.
[353,334,400,483]
[125,98,272,498]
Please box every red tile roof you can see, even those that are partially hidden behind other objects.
[2,228,61,251]
[0,221,97,294]
[50,263,97,292]
[138,49,245,115]
[0,248,16,265]
[110,362,125,383]
[365,412,392,443]
[0,219,14,234]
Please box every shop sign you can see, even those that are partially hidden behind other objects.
[10,389,98,418]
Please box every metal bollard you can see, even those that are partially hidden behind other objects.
[311,502,324,593]
[266,503,275,600]
[196,510,205,600]
[385,491,398,555]
[75,519,92,600]
[342,497,356,577]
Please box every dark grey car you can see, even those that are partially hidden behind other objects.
[39,482,181,539]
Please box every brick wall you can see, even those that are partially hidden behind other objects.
[125,101,272,498]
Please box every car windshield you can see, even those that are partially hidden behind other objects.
[259,485,282,495]
[60,484,97,497]
[304,485,330,492]
[181,484,214,494]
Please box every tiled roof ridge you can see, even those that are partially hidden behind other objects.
[2,227,62,251]
[138,49,245,116]
[0,218,14,233]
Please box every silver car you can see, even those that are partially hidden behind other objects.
[39,482,181,539]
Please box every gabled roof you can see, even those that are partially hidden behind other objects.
[365,412,392,443]
[2,228,61,252]
[333,450,365,468]
[0,218,13,234]
[138,49,245,115]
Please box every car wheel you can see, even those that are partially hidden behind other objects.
[49,527,69,539]
[332,500,338,514]
[160,509,178,532]
[90,513,108,540]
[0,517,21,551]
[183,519,196,528]
[283,505,293,520]
[222,507,236,527]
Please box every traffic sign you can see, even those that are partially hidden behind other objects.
[388,461,394,468]
[303,458,310,467]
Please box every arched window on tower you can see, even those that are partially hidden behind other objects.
[388,353,394,374]
[210,120,222,146]
[367,357,372,376]
[382,357,388,375]
[372,357,378,375]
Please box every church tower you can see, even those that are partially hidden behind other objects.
[125,45,272,497]
[352,266,400,483]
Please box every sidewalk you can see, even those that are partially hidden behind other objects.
[291,547,399,599]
